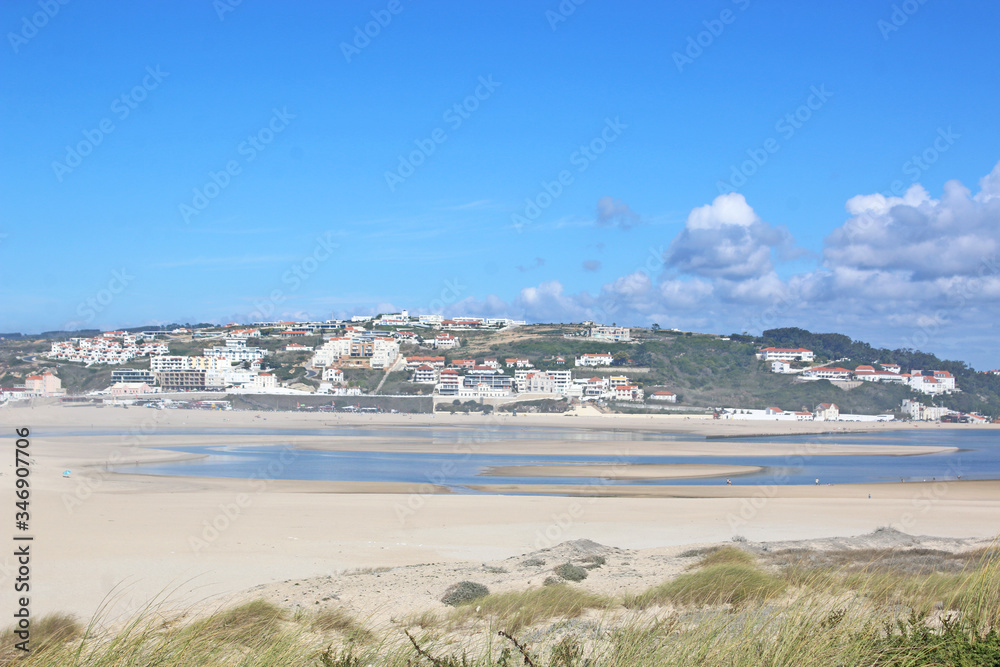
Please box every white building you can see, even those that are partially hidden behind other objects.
[771,360,791,374]
[430,333,460,349]
[853,365,903,383]
[801,366,853,381]
[904,371,957,395]
[252,373,278,390]
[649,390,677,402]
[590,326,631,342]
[758,347,815,362]
[813,402,840,421]
[614,385,644,401]
[206,338,268,363]
[575,353,613,367]
[413,365,438,384]
[901,399,953,421]
[322,367,345,384]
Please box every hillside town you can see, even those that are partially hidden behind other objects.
[0,315,994,424]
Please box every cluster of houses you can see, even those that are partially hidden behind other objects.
[761,347,960,396]
[393,353,664,402]
[46,331,168,365]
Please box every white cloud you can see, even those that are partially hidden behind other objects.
[596,196,641,229]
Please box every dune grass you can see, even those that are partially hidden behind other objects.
[448,583,612,633]
[3,546,998,666]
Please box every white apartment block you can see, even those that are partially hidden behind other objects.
[590,326,631,342]
[151,356,232,373]
[413,365,438,383]
[901,399,953,421]
[515,369,572,394]
[758,347,815,362]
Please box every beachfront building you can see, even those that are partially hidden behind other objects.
[436,369,461,395]
[649,390,677,402]
[110,382,153,396]
[813,403,840,421]
[156,370,208,391]
[901,399,953,421]
[460,373,513,397]
[614,385,644,402]
[111,368,157,385]
[757,347,815,362]
[252,373,278,390]
[412,365,438,384]
[575,353,613,367]
[24,372,64,397]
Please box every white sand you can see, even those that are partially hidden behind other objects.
[1,404,996,624]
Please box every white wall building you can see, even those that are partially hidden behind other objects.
[575,353,613,367]
[758,347,815,362]
[590,326,630,342]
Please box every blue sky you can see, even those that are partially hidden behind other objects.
[2,1,999,368]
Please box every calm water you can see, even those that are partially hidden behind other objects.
[79,425,1000,493]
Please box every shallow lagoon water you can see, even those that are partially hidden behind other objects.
[97,426,999,493]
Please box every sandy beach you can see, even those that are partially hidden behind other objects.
[2,404,997,625]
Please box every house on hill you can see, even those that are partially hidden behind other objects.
[758,347,815,362]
